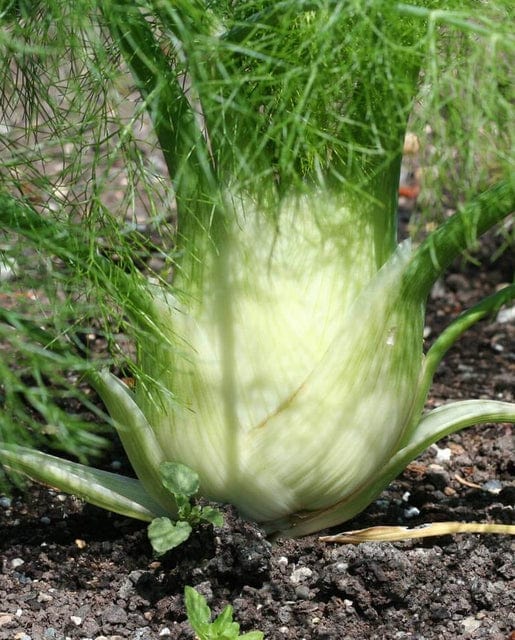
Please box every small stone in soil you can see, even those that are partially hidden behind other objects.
[101,604,128,624]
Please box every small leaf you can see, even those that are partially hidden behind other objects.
[184,586,212,635]
[201,506,224,528]
[159,461,200,497]
[240,632,265,640]
[148,517,192,555]
[211,604,239,636]
[187,504,203,524]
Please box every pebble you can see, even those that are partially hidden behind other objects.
[496,305,515,323]
[101,605,127,624]
[278,605,292,624]
[432,445,452,463]
[0,496,12,508]
[482,479,502,494]
[430,279,446,299]
[117,578,134,599]
[37,592,54,603]
[403,506,420,519]
[426,467,450,489]
[159,628,171,637]
[14,571,31,585]
[374,498,389,510]
[11,558,25,569]
[342,599,355,613]
[70,615,82,626]
[129,569,145,584]
[461,615,482,633]
[295,585,311,600]
[289,567,313,584]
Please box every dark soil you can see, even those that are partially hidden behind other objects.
[0,225,513,640]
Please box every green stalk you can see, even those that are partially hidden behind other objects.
[89,370,177,514]
[404,179,515,299]
[102,1,213,193]
[397,283,515,449]
[0,444,165,521]
[422,285,515,390]
[102,0,224,284]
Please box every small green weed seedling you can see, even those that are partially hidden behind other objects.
[147,462,223,555]
[185,586,264,640]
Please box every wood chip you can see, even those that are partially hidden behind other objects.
[320,522,515,544]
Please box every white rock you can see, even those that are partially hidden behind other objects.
[497,305,515,324]
[461,616,482,633]
[432,445,451,463]
[37,592,54,603]
[289,567,313,584]
[403,506,421,519]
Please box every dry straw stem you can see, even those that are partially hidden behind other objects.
[320,522,515,544]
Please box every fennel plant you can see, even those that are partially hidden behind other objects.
[0,1,514,540]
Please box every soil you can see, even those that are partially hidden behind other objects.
[0,220,513,640]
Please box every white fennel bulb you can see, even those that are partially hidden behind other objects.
[136,195,424,524]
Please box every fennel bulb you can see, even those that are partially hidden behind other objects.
[138,196,423,524]
[87,185,515,538]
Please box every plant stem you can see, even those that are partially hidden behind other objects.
[423,284,515,388]
[403,178,515,299]
[102,0,222,271]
